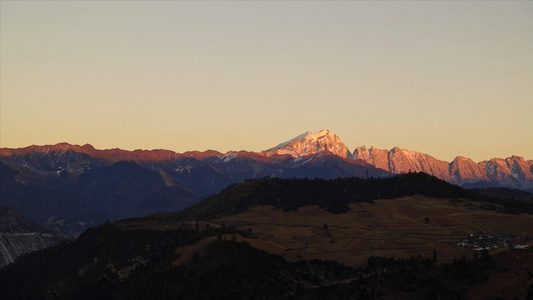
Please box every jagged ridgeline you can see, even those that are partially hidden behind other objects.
[173,172,533,221]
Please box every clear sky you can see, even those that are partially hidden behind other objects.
[1,1,532,162]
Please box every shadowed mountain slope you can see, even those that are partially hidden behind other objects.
[0,160,199,237]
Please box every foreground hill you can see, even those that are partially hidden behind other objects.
[174,172,533,221]
[2,175,532,299]
[2,224,520,299]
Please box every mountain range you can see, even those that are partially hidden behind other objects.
[1,130,532,237]
[2,130,531,189]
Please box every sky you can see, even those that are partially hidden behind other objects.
[1,1,532,162]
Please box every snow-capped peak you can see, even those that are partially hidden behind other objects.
[262,130,350,158]
[271,132,311,150]
[270,130,331,150]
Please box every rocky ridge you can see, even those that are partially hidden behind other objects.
[0,206,61,267]
[353,146,533,190]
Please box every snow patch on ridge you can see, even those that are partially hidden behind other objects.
[222,155,237,163]
[270,132,310,150]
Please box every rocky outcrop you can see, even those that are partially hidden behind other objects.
[479,156,533,190]
[449,156,487,183]
[352,146,389,171]
[387,147,450,180]
[0,206,61,267]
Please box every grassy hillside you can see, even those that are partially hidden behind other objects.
[217,196,533,266]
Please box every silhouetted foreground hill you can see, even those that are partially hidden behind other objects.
[0,220,512,300]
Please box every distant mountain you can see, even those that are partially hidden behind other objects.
[1,130,532,237]
[353,146,533,190]
[0,206,61,267]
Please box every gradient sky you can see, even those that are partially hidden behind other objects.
[1,1,532,162]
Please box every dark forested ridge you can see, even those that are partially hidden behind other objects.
[172,172,533,221]
[473,187,533,204]
[0,221,238,299]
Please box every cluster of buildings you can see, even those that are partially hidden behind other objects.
[455,233,530,251]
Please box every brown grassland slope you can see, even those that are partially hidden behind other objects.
[212,195,533,267]
[157,194,533,298]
